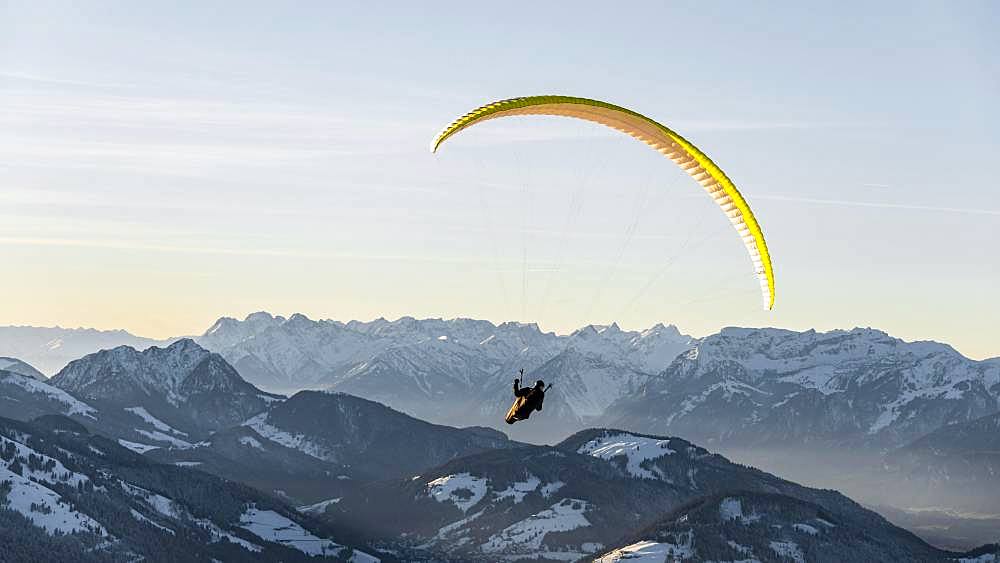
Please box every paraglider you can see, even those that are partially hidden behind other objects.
[505,369,548,425]
[430,95,776,310]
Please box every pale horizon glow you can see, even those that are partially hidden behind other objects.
[1,1,998,359]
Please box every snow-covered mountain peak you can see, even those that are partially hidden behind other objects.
[48,339,276,434]
[640,323,682,338]
[49,339,236,398]
[199,313,287,350]
[246,311,284,324]
[609,326,1000,449]
[497,321,544,334]
[203,316,239,336]
[600,322,622,335]
[284,312,316,327]
[0,325,175,375]
[164,337,200,352]
[701,326,966,368]
[570,325,601,339]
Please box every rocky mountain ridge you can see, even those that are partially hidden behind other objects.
[48,339,281,436]
[601,326,1000,450]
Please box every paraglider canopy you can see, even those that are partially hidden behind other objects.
[431,95,775,310]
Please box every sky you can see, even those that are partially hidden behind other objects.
[1,1,998,359]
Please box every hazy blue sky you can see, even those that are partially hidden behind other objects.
[2,1,997,358]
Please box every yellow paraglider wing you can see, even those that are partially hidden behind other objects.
[431,95,775,310]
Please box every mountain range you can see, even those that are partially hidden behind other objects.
[0,325,174,375]
[603,326,1000,450]
[194,313,696,444]
[323,427,983,561]
[3,314,1000,558]
[1,344,522,506]
[187,314,1000,454]
[8,315,996,455]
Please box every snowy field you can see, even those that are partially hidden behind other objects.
[117,438,159,453]
[594,538,696,562]
[481,498,591,553]
[1,372,96,417]
[1,467,106,536]
[577,432,675,479]
[426,473,488,513]
[242,412,332,460]
[239,505,379,562]
[125,406,188,436]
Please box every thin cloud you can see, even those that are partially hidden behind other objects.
[0,70,135,90]
[672,119,857,132]
[0,235,526,265]
[755,194,1000,217]
[486,267,562,273]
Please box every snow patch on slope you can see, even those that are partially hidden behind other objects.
[124,407,187,437]
[2,372,96,418]
[595,537,696,562]
[1,435,89,488]
[135,429,192,448]
[117,439,159,454]
[495,474,541,503]
[296,498,340,514]
[239,435,264,450]
[121,481,264,553]
[427,473,488,513]
[481,498,591,553]
[536,481,564,499]
[1,467,106,536]
[129,508,175,535]
[242,413,331,460]
[577,433,675,479]
[239,505,378,561]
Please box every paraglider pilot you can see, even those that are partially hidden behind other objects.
[505,368,546,424]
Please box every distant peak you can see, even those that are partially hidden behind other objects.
[847,326,889,338]
[601,322,622,334]
[204,316,238,336]
[499,321,540,332]
[718,327,759,337]
[245,311,275,322]
[571,325,598,337]
[169,337,199,348]
[641,323,683,338]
